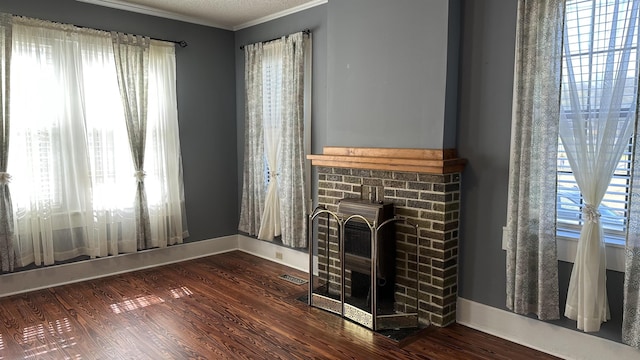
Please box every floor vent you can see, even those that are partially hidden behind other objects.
[279,274,308,285]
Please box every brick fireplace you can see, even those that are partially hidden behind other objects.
[308,147,465,327]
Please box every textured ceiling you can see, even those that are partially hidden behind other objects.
[78,0,324,30]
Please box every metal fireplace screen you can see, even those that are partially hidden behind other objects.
[309,197,419,331]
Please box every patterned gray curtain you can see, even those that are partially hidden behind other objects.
[0,13,15,272]
[625,98,640,348]
[625,28,640,345]
[238,42,266,237]
[505,0,564,320]
[279,32,308,248]
[111,32,152,250]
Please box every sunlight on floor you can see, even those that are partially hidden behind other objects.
[110,294,165,314]
[109,286,193,314]
[21,318,79,359]
[169,286,193,299]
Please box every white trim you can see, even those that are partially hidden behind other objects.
[233,0,328,30]
[1,234,315,298]
[237,234,313,273]
[501,226,625,272]
[0,236,239,298]
[557,236,626,272]
[76,0,233,29]
[457,297,639,360]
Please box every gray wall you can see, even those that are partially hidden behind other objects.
[0,0,239,242]
[457,0,624,342]
[326,0,457,149]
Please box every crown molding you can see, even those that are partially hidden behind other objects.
[233,0,327,31]
[77,0,328,31]
[76,0,233,29]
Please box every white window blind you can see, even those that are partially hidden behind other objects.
[556,0,639,245]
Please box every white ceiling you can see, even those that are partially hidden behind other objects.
[77,0,326,30]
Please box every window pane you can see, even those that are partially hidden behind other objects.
[556,0,638,242]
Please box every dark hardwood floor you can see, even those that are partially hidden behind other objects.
[0,251,559,359]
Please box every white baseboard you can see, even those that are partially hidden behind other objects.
[457,297,639,360]
[1,234,317,298]
[0,235,239,298]
[237,234,314,273]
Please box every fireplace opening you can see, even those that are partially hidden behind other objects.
[338,198,396,307]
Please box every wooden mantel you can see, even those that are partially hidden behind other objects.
[307,147,467,174]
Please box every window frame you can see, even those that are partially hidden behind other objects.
[557,235,626,272]
[502,227,626,272]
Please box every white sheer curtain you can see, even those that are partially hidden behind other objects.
[258,40,284,241]
[9,16,186,268]
[506,0,563,320]
[145,40,188,247]
[239,31,309,248]
[561,0,639,332]
[10,17,134,266]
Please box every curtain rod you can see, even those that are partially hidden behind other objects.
[108,31,188,48]
[239,29,310,50]
[12,15,189,48]
[76,24,188,48]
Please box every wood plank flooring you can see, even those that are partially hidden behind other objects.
[0,251,560,359]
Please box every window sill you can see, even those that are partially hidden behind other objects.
[556,234,625,273]
[502,226,625,272]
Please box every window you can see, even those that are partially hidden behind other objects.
[7,16,187,268]
[506,0,640,336]
[556,141,631,245]
[262,45,284,189]
[556,0,638,248]
[238,31,311,248]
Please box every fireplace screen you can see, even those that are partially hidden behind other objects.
[308,198,418,331]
